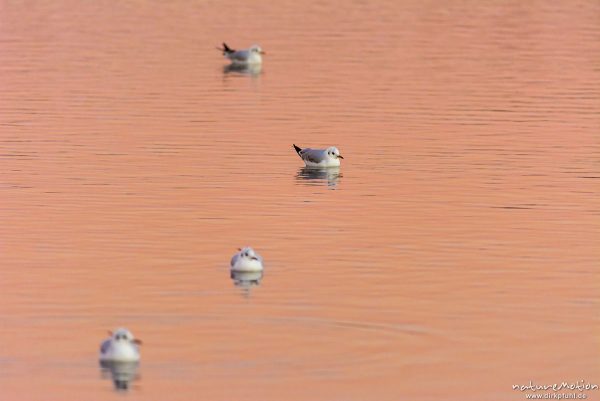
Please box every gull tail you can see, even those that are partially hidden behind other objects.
[293,144,302,155]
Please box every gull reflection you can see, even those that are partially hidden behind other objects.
[230,270,263,296]
[295,166,342,188]
[100,360,140,391]
[223,63,263,76]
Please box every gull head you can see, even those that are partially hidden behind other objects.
[249,45,266,55]
[111,328,142,345]
[326,146,344,160]
[238,247,260,261]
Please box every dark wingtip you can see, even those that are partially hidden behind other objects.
[293,144,302,155]
[222,42,234,54]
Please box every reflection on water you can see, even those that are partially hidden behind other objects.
[295,167,342,188]
[99,361,140,392]
[223,63,263,76]
[230,270,263,296]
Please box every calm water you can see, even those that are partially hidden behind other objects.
[1,1,599,400]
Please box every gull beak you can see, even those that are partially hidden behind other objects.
[132,339,143,345]
[338,155,344,159]
[260,51,266,55]
[250,256,259,261]
[237,248,242,251]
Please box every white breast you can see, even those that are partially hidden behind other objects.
[231,257,263,272]
[100,341,140,362]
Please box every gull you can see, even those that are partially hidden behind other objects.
[230,247,264,272]
[217,43,265,66]
[293,144,344,167]
[99,328,142,362]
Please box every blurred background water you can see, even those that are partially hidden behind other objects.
[1,1,599,400]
